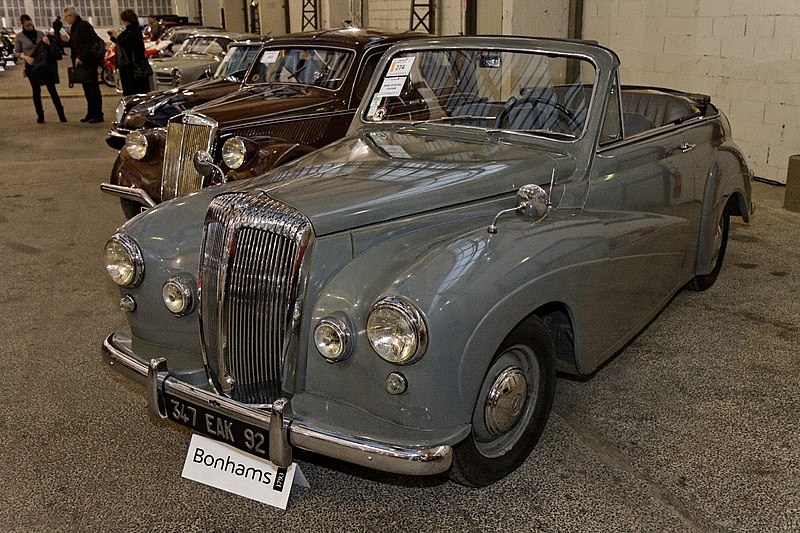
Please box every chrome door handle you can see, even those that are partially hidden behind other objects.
[679,142,696,153]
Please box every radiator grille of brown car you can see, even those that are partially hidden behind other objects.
[200,190,312,405]
[161,114,217,202]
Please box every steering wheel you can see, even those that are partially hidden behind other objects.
[493,95,578,131]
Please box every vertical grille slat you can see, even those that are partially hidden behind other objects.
[200,191,312,405]
[162,114,216,202]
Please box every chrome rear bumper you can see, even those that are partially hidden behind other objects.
[101,333,453,476]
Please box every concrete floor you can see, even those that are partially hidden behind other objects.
[0,59,798,532]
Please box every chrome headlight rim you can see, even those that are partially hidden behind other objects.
[113,98,129,125]
[314,315,352,363]
[221,137,248,169]
[162,276,194,316]
[367,295,428,365]
[104,233,144,288]
[124,130,149,160]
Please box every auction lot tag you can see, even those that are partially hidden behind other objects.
[181,434,307,509]
[378,76,406,97]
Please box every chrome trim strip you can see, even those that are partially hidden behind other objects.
[100,334,453,476]
[99,183,157,208]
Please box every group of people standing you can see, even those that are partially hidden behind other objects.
[14,5,151,124]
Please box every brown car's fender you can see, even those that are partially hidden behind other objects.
[109,130,167,203]
[223,141,318,183]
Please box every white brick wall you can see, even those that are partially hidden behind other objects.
[585,0,800,183]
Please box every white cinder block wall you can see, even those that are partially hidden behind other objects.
[583,0,800,184]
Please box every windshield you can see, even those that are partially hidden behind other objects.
[245,47,353,90]
[363,49,596,139]
[215,44,260,80]
[178,36,231,57]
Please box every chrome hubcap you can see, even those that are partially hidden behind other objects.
[484,366,527,436]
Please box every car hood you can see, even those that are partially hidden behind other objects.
[222,128,575,236]
[124,77,240,129]
[190,84,342,130]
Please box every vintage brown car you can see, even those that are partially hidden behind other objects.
[101,28,424,218]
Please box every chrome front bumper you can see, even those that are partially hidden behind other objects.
[101,333,453,476]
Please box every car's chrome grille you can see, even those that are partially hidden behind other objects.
[161,114,217,201]
[155,73,173,86]
[200,191,312,405]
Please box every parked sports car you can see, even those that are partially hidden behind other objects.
[149,30,259,91]
[105,40,267,149]
[101,28,424,218]
[102,36,753,487]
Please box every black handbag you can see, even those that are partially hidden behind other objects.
[67,65,96,87]
[133,60,153,80]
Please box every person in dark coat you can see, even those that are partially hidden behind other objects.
[14,14,66,123]
[51,15,65,57]
[108,9,150,96]
[62,5,104,123]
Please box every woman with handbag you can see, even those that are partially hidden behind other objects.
[62,6,104,123]
[108,9,151,96]
[14,14,67,123]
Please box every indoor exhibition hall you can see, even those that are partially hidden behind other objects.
[0,0,797,530]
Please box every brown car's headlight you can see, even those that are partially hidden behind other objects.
[221,137,251,169]
[104,233,143,287]
[367,296,427,364]
[125,130,149,160]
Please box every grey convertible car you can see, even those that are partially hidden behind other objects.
[102,36,753,487]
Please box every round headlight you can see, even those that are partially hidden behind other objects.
[125,130,148,160]
[222,137,247,169]
[104,234,143,287]
[162,276,193,316]
[314,316,351,362]
[367,296,427,365]
[173,69,182,85]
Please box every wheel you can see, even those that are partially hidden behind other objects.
[101,66,116,87]
[687,204,730,291]
[450,317,556,487]
[120,198,145,219]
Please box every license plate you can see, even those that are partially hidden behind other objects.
[164,391,270,460]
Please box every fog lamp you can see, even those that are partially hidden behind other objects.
[162,276,193,316]
[314,316,351,362]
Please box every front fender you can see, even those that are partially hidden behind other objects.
[305,203,608,432]
[224,141,317,182]
[109,130,167,203]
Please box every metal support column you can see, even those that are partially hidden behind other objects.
[302,0,318,31]
[410,0,435,34]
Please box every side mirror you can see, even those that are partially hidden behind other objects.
[516,183,549,219]
[193,150,226,185]
[488,184,550,234]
